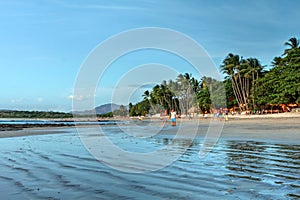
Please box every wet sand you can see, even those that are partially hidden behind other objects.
[0,127,70,138]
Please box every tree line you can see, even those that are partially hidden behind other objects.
[0,110,73,118]
[129,37,300,116]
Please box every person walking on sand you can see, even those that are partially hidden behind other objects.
[218,108,223,121]
[170,109,176,126]
[225,108,229,121]
[213,109,218,121]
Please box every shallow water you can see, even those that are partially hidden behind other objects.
[0,125,299,199]
[0,119,123,125]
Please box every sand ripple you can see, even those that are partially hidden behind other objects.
[0,127,299,199]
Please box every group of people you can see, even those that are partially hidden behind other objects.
[212,108,229,121]
[162,108,230,127]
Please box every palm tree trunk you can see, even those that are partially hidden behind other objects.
[234,76,245,110]
[238,68,248,109]
[246,77,250,110]
[231,80,241,108]
[252,71,256,110]
[238,70,248,110]
[162,91,171,110]
[231,76,244,110]
[244,77,249,111]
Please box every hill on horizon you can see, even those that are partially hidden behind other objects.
[94,103,122,115]
[0,103,127,116]
[72,103,126,115]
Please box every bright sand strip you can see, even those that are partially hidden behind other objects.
[178,112,300,142]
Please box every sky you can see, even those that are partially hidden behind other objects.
[0,0,299,112]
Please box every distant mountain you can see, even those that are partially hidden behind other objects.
[71,103,126,115]
[0,109,13,111]
[95,103,121,115]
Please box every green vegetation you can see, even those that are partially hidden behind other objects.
[97,112,113,118]
[129,73,204,116]
[97,105,128,118]
[112,105,128,117]
[0,110,73,118]
[128,73,227,116]
[220,55,264,111]
[129,37,300,116]
[255,37,300,106]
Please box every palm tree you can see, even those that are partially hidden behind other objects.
[175,73,195,116]
[220,53,247,110]
[244,58,263,110]
[151,85,163,105]
[285,37,299,49]
[191,77,200,93]
[142,90,150,100]
[160,84,172,110]
[220,54,264,111]
[176,74,188,115]
[237,56,249,110]
[240,59,251,106]
[272,57,282,67]
[168,80,180,112]
[284,37,299,55]
[285,37,300,65]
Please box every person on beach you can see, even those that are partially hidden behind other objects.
[170,109,176,126]
[213,109,218,121]
[218,108,223,121]
[225,108,229,121]
[203,111,208,118]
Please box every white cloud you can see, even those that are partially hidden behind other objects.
[11,98,24,103]
[37,97,43,102]
[67,94,95,101]
[68,95,75,100]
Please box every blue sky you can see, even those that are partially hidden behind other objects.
[0,0,299,111]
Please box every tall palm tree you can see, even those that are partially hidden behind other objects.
[237,56,249,110]
[160,84,172,110]
[175,73,194,115]
[168,80,180,112]
[240,59,251,103]
[244,58,263,110]
[220,53,247,110]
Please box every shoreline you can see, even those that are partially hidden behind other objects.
[0,114,299,140]
[0,112,299,130]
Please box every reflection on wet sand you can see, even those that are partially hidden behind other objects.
[225,140,300,198]
[0,126,299,199]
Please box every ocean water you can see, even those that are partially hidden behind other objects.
[0,119,123,125]
[0,125,299,199]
